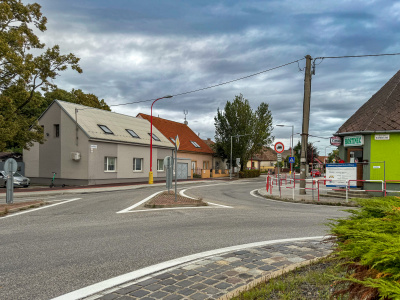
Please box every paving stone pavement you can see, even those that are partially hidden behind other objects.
[84,239,332,300]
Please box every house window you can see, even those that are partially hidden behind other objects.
[104,157,117,172]
[170,137,175,143]
[98,125,113,134]
[190,141,201,148]
[149,133,161,141]
[133,158,143,171]
[157,159,164,171]
[203,161,209,169]
[126,129,140,138]
[54,124,60,137]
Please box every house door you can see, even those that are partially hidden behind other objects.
[347,148,363,187]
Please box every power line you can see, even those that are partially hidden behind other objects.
[314,52,400,60]
[109,57,306,107]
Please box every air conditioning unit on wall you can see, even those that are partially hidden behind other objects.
[71,152,81,161]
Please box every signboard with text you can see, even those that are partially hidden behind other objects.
[344,135,364,147]
[326,163,357,188]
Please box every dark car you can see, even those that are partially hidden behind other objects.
[0,171,30,187]
[311,169,321,177]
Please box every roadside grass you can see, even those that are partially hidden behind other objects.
[232,256,349,300]
[0,201,46,216]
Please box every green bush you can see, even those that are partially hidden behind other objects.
[329,196,400,299]
[193,173,201,178]
[239,169,261,178]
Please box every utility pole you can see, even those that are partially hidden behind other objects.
[300,55,312,195]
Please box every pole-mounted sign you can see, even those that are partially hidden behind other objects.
[4,158,17,204]
[274,142,285,153]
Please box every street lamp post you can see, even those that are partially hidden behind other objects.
[276,125,294,177]
[149,95,173,184]
[230,134,250,179]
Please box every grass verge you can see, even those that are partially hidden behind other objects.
[231,256,349,300]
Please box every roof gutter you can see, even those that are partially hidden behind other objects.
[334,130,400,136]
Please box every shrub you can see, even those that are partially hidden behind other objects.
[239,169,261,178]
[329,196,400,299]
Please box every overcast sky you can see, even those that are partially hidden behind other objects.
[28,0,400,156]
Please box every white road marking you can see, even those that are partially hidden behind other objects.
[250,189,264,198]
[124,206,223,213]
[206,202,233,208]
[51,236,325,300]
[1,198,82,220]
[116,191,163,213]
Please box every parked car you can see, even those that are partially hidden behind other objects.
[0,171,30,187]
[311,169,321,177]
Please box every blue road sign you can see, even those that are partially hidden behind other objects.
[288,156,295,164]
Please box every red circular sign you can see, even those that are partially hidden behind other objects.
[274,142,285,153]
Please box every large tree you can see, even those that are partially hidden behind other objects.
[214,94,274,171]
[0,0,82,151]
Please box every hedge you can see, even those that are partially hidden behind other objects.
[239,169,261,178]
[329,196,400,299]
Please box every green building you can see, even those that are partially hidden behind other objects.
[334,69,400,194]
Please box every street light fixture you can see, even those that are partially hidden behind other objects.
[149,95,173,184]
[230,134,251,179]
[276,124,294,177]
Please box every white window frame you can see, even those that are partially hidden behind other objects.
[133,158,143,172]
[104,157,117,172]
[157,159,165,172]
[190,141,201,148]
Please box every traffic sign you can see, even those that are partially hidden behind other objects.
[175,135,180,150]
[4,158,17,174]
[274,142,284,153]
[289,156,295,164]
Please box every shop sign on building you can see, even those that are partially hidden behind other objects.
[326,163,357,188]
[330,136,341,146]
[374,134,390,140]
[344,135,364,147]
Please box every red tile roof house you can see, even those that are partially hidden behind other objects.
[246,147,277,172]
[335,69,400,193]
[137,114,214,179]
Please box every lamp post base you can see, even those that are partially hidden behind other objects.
[149,171,154,184]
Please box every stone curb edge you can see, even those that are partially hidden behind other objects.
[218,255,327,300]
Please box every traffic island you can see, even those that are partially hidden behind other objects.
[0,200,46,217]
[144,191,208,208]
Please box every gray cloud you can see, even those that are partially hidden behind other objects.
[28,0,400,154]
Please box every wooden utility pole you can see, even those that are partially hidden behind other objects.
[300,55,312,195]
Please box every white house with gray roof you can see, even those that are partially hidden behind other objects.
[23,100,177,185]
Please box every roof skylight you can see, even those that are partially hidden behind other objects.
[126,129,140,138]
[98,125,113,134]
[190,141,201,148]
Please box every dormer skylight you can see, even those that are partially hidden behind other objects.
[149,133,161,141]
[190,141,201,148]
[126,129,140,138]
[98,125,113,134]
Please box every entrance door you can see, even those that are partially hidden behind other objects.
[347,148,363,187]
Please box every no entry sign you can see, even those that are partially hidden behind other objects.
[274,142,284,153]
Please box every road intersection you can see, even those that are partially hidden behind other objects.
[0,177,348,299]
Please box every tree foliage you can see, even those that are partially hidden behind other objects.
[0,0,84,151]
[214,94,273,171]
[293,141,320,167]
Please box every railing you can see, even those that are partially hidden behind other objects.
[265,176,396,202]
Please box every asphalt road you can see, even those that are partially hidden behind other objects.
[0,178,348,299]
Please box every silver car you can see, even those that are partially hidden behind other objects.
[0,171,30,188]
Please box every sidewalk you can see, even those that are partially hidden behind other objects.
[258,179,358,206]
[70,238,332,300]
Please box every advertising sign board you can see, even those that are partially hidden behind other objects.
[330,136,341,146]
[326,163,357,188]
[344,135,364,147]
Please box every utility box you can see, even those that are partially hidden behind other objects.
[71,152,81,161]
